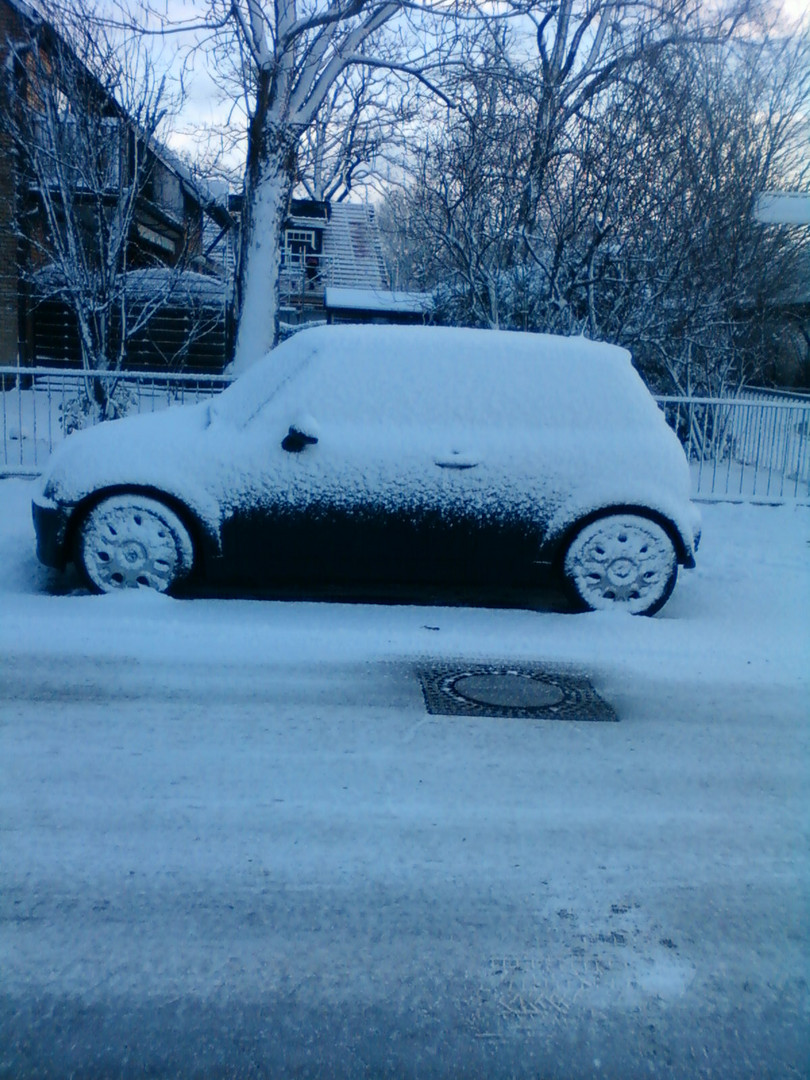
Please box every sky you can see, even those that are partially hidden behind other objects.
[110,0,809,190]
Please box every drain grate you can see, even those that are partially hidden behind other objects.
[416,663,617,721]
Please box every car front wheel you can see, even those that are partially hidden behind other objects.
[562,513,678,616]
[76,494,195,594]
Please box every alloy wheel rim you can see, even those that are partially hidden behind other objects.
[82,505,182,591]
[566,518,675,613]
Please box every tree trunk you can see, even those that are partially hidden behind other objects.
[231,118,298,374]
[518,86,559,233]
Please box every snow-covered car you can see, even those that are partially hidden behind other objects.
[32,325,700,615]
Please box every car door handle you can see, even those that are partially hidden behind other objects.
[435,459,478,470]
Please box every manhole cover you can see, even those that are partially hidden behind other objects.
[416,664,617,721]
[453,672,565,709]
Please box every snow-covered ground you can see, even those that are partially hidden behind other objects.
[1,477,808,1078]
[1,477,807,686]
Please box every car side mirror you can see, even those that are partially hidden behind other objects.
[282,425,319,453]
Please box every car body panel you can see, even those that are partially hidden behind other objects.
[31,493,71,569]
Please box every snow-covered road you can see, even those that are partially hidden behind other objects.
[1,478,808,1078]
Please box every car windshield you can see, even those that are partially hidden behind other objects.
[210,343,319,428]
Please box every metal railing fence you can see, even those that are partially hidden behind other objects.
[656,394,809,500]
[1,366,231,475]
[2,366,809,500]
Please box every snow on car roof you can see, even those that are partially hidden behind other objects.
[212,325,649,431]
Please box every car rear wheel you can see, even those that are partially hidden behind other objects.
[562,514,678,616]
[76,494,195,594]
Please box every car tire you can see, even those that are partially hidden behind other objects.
[76,494,195,594]
[562,513,678,616]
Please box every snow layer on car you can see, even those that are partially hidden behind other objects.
[39,403,223,530]
[37,325,696,558]
[212,325,657,431]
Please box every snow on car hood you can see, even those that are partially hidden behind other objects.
[39,402,224,530]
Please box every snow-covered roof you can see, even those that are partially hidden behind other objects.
[122,268,228,303]
[755,192,810,226]
[324,287,432,314]
[31,265,227,303]
[322,204,388,289]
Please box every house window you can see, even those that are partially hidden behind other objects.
[152,165,183,216]
[284,229,316,265]
[34,115,122,191]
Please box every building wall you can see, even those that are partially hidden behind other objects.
[0,0,233,370]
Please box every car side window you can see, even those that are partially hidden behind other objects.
[254,346,566,433]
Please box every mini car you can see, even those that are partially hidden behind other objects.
[33,325,700,615]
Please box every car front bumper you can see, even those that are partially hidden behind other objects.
[32,493,74,569]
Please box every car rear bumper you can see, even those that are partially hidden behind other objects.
[32,494,73,569]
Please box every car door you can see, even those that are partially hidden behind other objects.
[217,381,367,585]
[217,334,553,589]
[217,349,451,586]
[417,351,557,587]
[286,351,462,585]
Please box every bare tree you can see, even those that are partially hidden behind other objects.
[112,0,464,370]
[392,66,530,328]
[385,9,809,400]
[510,0,752,234]
[166,0,427,369]
[297,64,416,202]
[381,40,629,334]
[611,24,810,398]
[228,0,466,370]
[1,9,199,422]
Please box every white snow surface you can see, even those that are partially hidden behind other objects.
[32,265,227,303]
[2,476,807,689]
[1,477,808,1073]
[755,190,810,226]
[324,286,432,313]
[36,325,699,555]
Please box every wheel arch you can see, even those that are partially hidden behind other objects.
[66,484,218,579]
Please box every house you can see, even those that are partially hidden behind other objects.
[0,0,427,375]
[0,0,234,371]
[324,286,432,325]
[276,197,431,329]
